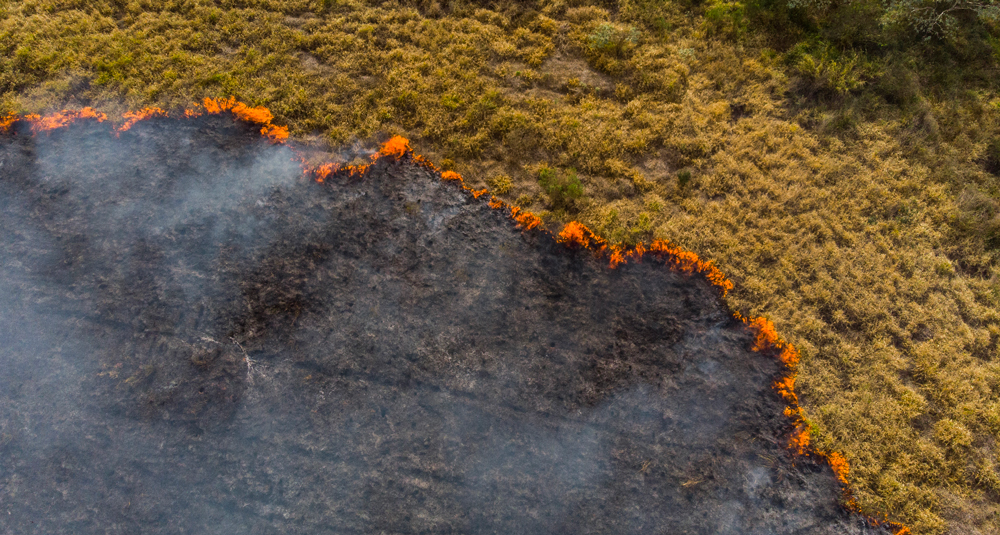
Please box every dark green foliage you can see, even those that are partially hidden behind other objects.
[677,169,692,188]
[786,41,873,96]
[704,0,748,38]
[538,166,584,210]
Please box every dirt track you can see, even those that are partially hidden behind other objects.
[0,116,887,534]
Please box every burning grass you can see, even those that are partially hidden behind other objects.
[3,105,911,533]
[4,1,1000,532]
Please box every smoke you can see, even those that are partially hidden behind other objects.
[0,115,888,535]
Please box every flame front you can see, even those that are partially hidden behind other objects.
[2,97,289,143]
[118,107,167,133]
[24,107,108,133]
[0,107,910,535]
[558,221,596,248]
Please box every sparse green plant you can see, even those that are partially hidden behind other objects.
[677,169,692,188]
[515,194,535,207]
[645,195,664,212]
[935,260,955,277]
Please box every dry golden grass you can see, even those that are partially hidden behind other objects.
[4,0,1000,532]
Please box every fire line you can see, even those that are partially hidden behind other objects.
[0,100,910,535]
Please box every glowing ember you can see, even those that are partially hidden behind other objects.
[0,112,17,132]
[789,425,811,455]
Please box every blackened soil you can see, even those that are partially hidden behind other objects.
[0,116,887,535]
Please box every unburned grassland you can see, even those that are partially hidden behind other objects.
[3,0,1000,532]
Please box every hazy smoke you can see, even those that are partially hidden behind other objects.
[0,116,887,535]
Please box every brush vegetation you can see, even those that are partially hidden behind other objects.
[4,0,1000,531]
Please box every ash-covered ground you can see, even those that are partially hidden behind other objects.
[0,116,887,534]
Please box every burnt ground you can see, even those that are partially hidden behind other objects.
[0,116,887,534]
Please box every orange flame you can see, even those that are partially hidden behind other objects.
[0,115,909,535]
[558,221,595,248]
[312,162,339,182]
[0,112,17,132]
[202,96,236,114]
[739,315,801,369]
[647,240,734,295]
[789,425,810,455]
[3,99,288,140]
[734,310,906,531]
[261,124,289,142]
[202,96,287,143]
[546,219,739,283]
[379,136,411,159]
[118,107,167,133]
[508,207,543,230]
[631,242,646,260]
[773,375,798,405]
[231,103,272,125]
[28,107,108,133]
[412,154,438,171]
[827,451,850,485]
[610,247,625,268]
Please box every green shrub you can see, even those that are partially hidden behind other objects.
[788,42,872,96]
[704,0,748,38]
[538,166,585,210]
[587,23,640,57]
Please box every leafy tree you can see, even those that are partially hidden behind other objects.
[880,0,1000,38]
[788,0,1000,39]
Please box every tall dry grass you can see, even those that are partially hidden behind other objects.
[4,0,1000,532]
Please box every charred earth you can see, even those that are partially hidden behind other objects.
[0,116,886,534]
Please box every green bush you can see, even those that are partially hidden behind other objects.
[788,42,872,96]
[704,0,748,38]
[538,166,585,210]
[587,23,640,57]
